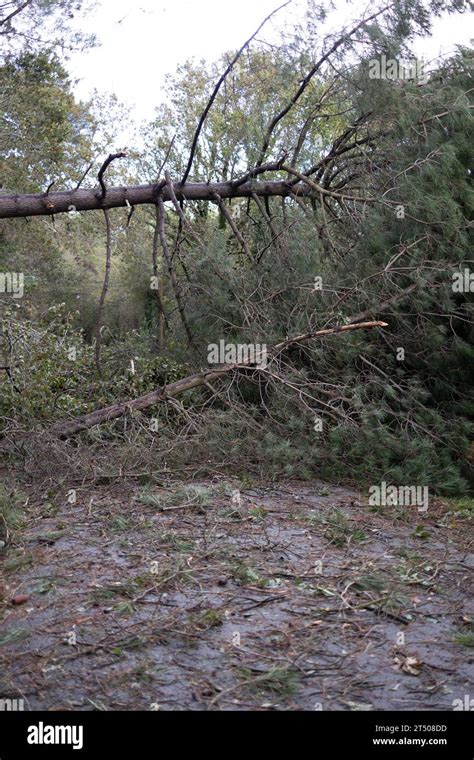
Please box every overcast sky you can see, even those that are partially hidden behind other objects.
[67,0,473,127]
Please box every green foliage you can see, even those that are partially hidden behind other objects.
[0,484,26,546]
[0,50,95,192]
[0,304,190,434]
[0,0,96,56]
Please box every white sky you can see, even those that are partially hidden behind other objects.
[67,0,473,127]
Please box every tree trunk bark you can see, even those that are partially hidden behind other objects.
[0,180,312,220]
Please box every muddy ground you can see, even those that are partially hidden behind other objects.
[0,476,473,711]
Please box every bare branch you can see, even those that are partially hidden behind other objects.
[97,152,127,199]
[151,208,170,347]
[181,1,291,184]
[94,209,113,374]
[74,161,94,191]
[213,191,252,261]
[0,0,32,28]
[156,198,195,346]
[164,171,202,246]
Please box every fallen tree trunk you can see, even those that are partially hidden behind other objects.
[0,321,387,450]
[49,321,388,438]
[0,179,313,220]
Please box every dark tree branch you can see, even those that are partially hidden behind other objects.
[181,0,290,185]
[0,0,32,28]
[251,191,281,258]
[157,135,176,179]
[156,198,195,347]
[213,191,252,261]
[289,81,337,168]
[231,160,285,189]
[151,209,170,347]
[164,171,202,245]
[97,152,127,199]
[126,203,135,227]
[74,161,94,191]
[94,209,113,374]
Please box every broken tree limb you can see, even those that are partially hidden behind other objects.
[155,198,195,347]
[97,152,127,198]
[347,283,419,324]
[164,171,203,246]
[212,192,252,261]
[94,209,113,374]
[0,179,312,220]
[1,320,386,445]
[151,210,169,346]
[282,164,387,205]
